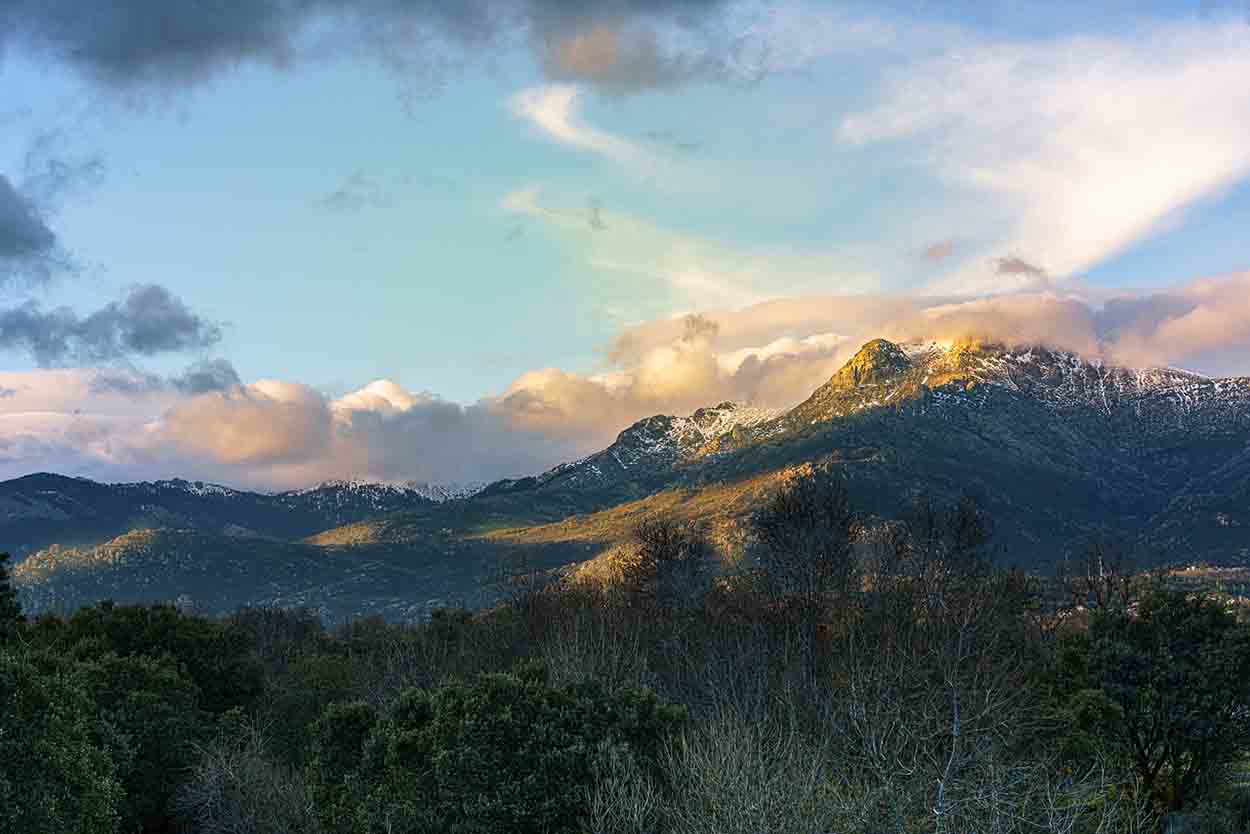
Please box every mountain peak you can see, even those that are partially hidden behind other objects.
[830,339,913,387]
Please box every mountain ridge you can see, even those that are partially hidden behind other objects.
[9,338,1250,621]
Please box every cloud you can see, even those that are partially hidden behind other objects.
[1,0,735,93]
[501,186,882,312]
[173,358,243,395]
[154,381,335,467]
[510,84,647,164]
[840,20,1250,289]
[87,358,242,397]
[0,284,223,366]
[538,21,707,92]
[0,174,66,286]
[0,387,16,398]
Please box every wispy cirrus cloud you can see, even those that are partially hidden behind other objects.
[840,20,1250,291]
[501,185,881,312]
[509,84,648,165]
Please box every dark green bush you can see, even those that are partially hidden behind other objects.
[0,649,124,834]
[310,664,685,834]
[76,652,206,832]
[0,551,22,644]
[28,601,263,716]
[1052,587,1250,812]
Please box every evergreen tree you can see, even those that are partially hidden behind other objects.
[0,552,22,644]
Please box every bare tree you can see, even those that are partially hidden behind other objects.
[1056,533,1159,614]
[621,516,713,610]
[750,468,860,614]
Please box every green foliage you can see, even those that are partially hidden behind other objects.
[0,551,22,644]
[262,652,358,767]
[0,649,124,834]
[28,601,263,715]
[1053,587,1250,811]
[310,666,685,834]
[76,652,206,832]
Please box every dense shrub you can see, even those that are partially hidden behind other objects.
[28,601,264,715]
[77,652,206,832]
[310,663,685,834]
[0,551,22,644]
[0,649,124,834]
[1053,586,1250,812]
[175,713,323,834]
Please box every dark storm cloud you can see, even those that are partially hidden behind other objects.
[0,284,222,366]
[0,174,62,285]
[88,357,241,396]
[1,0,730,91]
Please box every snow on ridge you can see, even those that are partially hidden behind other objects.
[290,478,486,503]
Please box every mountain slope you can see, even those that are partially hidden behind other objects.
[0,474,438,557]
[320,339,1250,563]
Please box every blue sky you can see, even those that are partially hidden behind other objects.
[2,0,1250,487]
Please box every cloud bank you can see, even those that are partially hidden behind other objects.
[0,0,734,93]
[3,271,1250,489]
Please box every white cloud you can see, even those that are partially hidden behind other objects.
[509,84,646,165]
[716,332,843,375]
[839,20,1250,291]
[500,186,881,313]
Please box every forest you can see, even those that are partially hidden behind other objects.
[4,469,1250,834]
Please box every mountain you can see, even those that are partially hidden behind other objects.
[323,339,1250,562]
[0,475,439,557]
[10,339,1250,621]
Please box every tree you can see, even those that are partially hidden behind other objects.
[749,468,860,685]
[621,516,713,609]
[0,551,22,644]
[0,649,124,834]
[28,601,263,716]
[77,652,206,833]
[310,664,685,834]
[1056,534,1159,614]
[1054,587,1250,812]
[750,467,859,610]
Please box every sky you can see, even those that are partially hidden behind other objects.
[2,0,1250,489]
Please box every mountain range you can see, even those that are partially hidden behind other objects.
[8,338,1250,622]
